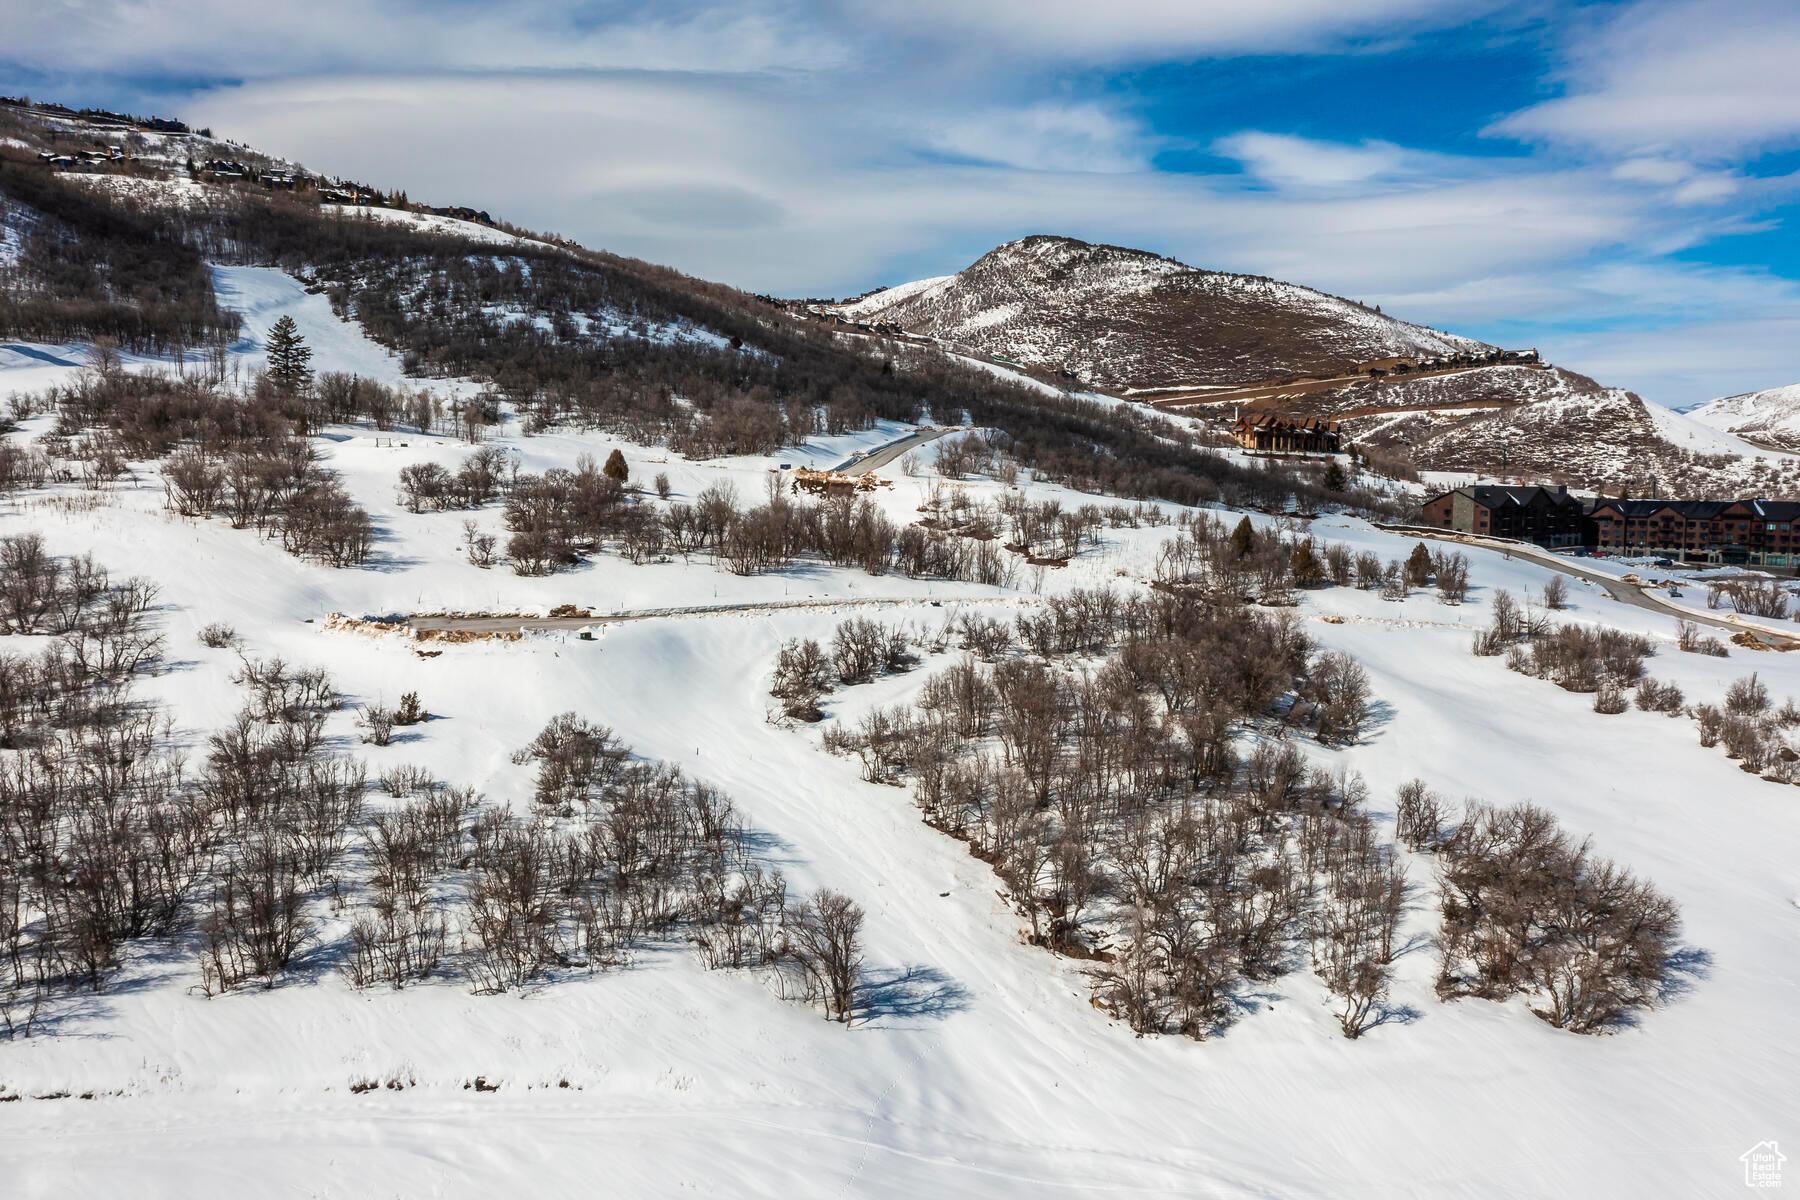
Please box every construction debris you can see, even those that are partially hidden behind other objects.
[791,467,890,495]
[324,612,521,644]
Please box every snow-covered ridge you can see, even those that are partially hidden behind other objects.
[320,204,557,251]
[837,273,955,316]
[1685,382,1800,451]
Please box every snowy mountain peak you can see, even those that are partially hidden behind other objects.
[838,233,1490,389]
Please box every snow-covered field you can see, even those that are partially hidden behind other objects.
[1,267,1797,1199]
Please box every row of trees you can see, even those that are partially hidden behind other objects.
[490,466,1018,585]
[0,156,239,352]
[0,565,872,1029]
[0,539,179,1032]
[1154,512,1471,608]
[11,364,379,568]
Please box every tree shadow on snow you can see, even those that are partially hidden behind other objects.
[857,963,970,1023]
[350,517,427,574]
[1357,698,1398,740]
[1365,1002,1425,1032]
[1391,929,1436,962]
[0,344,83,368]
[1656,945,1713,1007]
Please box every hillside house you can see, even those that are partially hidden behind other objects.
[1231,413,1341,455]
[1589,497,1800,565]
[1420,485,1586,548]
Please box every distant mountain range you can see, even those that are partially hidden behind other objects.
[838,236,1800,497]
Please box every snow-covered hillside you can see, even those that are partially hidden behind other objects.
[839,235,1490,388]
[0,263,1798,1199]
[1685,381,1800,452]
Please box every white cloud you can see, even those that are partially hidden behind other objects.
[1215,132,1457,189]
[926,104,1161,174]
[9,1,853,79]
[1611,159,1694,186]
[1491,0,1800,160]
[853,0,1501,59]
[180,69,1800,410]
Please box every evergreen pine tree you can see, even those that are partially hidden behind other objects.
[266,315,313,392]
[1291,539,1324,588]
[603,448,629,483]
[1406,542,1433,587]
[1323,459,1348,492]
[1230,516,1255,558]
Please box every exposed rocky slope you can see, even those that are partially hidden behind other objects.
[838,235,1489,389]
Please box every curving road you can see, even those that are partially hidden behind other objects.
[831,427,957,475]
[1392,528,1800,645]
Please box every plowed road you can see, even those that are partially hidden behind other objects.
[831,427,956,474]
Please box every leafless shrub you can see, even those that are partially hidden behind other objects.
[462,519,498,569]
[781,888,865,1025]
[1592,683,1628,714]
[343,898,448,990]
[394,691,427,727]
[1436,801,1681,1032]
[1541,574,1569,610]
[1395,779,1445,852]
[1633,677,1685,715]
[358,703,395,747]
[1676,620,1728,657]
[771,637,832,721]
[197,840,313,993]
[1725,674,1771,717]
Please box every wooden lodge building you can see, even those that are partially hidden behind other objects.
[1230,413,1341,456]
[1420,485,1586,548]
[1588,498,1800,566]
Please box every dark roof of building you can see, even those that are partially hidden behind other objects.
[1588,498,1800,520]
[1233,413,1340,433]
[1424,484,1579,510]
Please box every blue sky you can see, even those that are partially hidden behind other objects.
[5,0,1799,407]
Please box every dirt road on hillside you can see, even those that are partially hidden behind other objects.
[406,592,1003,636]
[1147,364,1527,412]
